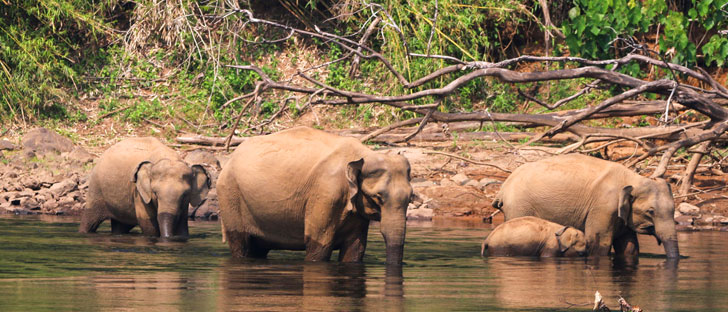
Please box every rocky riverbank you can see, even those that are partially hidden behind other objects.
[2,128,728,231]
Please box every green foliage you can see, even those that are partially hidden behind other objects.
[563,0,728,67]
[0,0,118,122]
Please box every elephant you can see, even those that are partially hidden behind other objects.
[493,153,679,259]
[79,137,210,238]
[216,126,413,264]
[481,216,587,257]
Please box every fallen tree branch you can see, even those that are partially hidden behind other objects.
[423,150,511,173]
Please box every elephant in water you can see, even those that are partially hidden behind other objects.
[79,137,210,238]
[216,127,413,264]
[493,154,679,259]
[481,216,587,257]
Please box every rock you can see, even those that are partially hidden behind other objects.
[0,140,15,151]
[65,146,94,164]
[56,195,75,210]
[464,180,480,188]
[217,154,232,169]
[411,180,436,188]
[49,179,77,199]
[674,215,694,226]
[478,177,500,190]
[20,176,40,190]
[715,216,728,225]
[450,173,471,186]
[22,128,74,154]
[407,207,433,221]
[189,188,218,219]
[42,198,58,211]
[20,197,40,210]
[184,150,221,170]
[677,202,701,216]
[439,178,456,186]
[451,208,473,217]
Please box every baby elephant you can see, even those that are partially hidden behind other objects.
[79,137,210,238]
[481,216,587,257]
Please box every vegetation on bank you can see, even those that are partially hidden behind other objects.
[1,0,728,136]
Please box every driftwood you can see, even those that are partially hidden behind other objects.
[593,291,643,312]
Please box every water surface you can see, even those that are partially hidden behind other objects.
[0,216,726,311]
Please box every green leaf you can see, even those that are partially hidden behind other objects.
[590,25,601,36]
[569,6,581,19]
[688,8,697,19]
[698,0,713,16]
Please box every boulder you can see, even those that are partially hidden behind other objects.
[0,140,15,151]
[184,150,221,170]
[450,173,471,186]
[41,198,58,211]
[22,128,74,154]
[65,146,94,164]
[677,202,701,216]
[20,176,40,190]
[189,188,219,220]
[20,197,40,210]
[49,179,77,199]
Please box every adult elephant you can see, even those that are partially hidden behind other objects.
[493,154,679,259]
[79,137,210,238]
[217,127,413,264]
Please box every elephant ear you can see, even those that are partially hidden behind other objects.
[190,164,211,207]
[618,185,634,223]
[133,161,154,205]
[345,158,364,213]
[555,226,570,253]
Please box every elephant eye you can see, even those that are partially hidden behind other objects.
[647,209,655,216]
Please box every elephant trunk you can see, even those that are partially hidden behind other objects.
[158,212,177,239]
[380,207,406,265]
[656,220,679,259]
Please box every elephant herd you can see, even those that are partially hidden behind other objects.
[78,126,680,264]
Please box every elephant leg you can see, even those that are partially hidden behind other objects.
[79,194,108,233]
[226,230,269,259]
[137,218,160,237]
[585,214,615,256]
[584,228,614,256]
[612,230,639,257]
[111,219,135,234]
[338,222,370,263]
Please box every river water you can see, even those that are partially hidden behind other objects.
[0,216,726,311]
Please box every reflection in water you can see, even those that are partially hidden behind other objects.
[0,216,727,311]
[216,260,405,312]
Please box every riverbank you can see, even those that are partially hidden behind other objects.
[1,127,727,231]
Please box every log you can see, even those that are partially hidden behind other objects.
[176,135,248,146]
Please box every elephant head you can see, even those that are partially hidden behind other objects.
[618,178,679,258]
[347,153,413,265]
[133,159,210,238]
[555,226,587,257]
